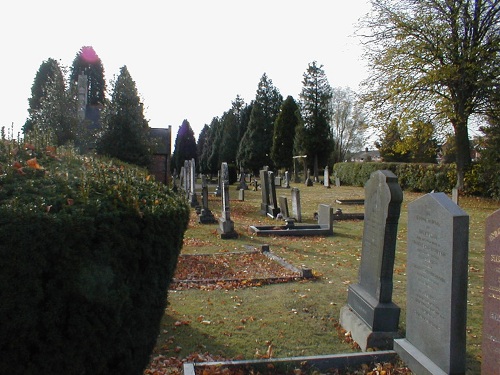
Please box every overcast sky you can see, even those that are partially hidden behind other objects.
[2,0,371,143]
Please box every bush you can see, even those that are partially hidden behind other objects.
[0,145,190,375]
[333,162,457,193]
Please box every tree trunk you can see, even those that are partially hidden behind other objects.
[453,119,472,189]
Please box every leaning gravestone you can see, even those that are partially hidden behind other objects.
[481,209,500,374]
[340,170,403,351]
[394,192,469,375]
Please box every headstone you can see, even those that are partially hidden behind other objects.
[452,187,459,205]
[291,187,302,223]
[340,170,403,351]
[274,176,281,187]
[278,196,289,219]
[335,176,340,187]
[238,189,244,201]
[267,171,280,218]
[394,192,469,375]
[214,171,221,197]
[305,168,313,186]
[189,158,199,208]
[198,175,217,224]
[217,162,237,239]
[324,166,331,188]
[260,170,270,216]
[482,208,500,374]
[180,166,185,191]
[184,160,190,200]
[283,171,290,188]
[237,167,248,190]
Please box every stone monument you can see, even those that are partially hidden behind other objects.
[482,208,500,374]
[217,162,237,239]
[340,170,403,351]
[394,192,469,375]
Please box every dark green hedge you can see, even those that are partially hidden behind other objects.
[0,149,190,375]
[333,162,457,193]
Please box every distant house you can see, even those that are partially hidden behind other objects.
[149,126,172,185]
[349,148,381,162]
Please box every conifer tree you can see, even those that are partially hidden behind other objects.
[97,66,151,166]
[271,96,300,170]
[172,119,197,172]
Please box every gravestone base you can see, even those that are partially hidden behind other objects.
[260,203,268,216]
[346,284,401,332]
[218,218,238,239]
[199,209,217,224]
[339,306,400,351]
[394,339,448,375]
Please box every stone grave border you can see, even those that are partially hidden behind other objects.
[183,350,399,375]
[170,245,313,288]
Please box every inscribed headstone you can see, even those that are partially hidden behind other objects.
[340,170,403,350]
[291,187,302,223]
[481,209,500,374]
[394,192,469,375]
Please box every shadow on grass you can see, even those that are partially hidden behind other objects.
[153,313,239,360]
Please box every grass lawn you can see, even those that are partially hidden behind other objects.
[144,181,499,374]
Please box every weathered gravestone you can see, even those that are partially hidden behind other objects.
[324,166,331,188]
[267,171,281,218]
[260,169,270,216]
[481,209,500,374]
[394,192,469,375]
[291,187,302,223]
[282,171,290,188]
[217,162,237,239]
[340,170,403,351]
[189,158,199,208]
[278,196,290,220]
[198,175,217,224]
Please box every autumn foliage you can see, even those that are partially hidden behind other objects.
[0,141,190,375]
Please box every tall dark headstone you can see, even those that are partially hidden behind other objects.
[394,192,469,375]
[260,169,270,216]
[267,171,280,218]
[482,209,500,374]
[340,170,403,351]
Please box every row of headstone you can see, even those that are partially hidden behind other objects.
[339,169,476,375]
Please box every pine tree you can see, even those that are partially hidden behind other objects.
[237,73,283,173]
[296,61,334,180]
[271,96,300,170]
[97,66,151,166]
[172,119,197,172]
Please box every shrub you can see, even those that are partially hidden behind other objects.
[0,144,190,375]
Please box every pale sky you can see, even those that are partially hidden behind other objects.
[2,0,371,143]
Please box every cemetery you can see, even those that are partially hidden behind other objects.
[149,165,499,374]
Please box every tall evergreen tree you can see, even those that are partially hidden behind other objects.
[218,110,239,165]
[97,66,151,166]
[172,119,197,172]
[70,46,106,106]
[207,117,223,174]
[271,96,300,170]
[196,124,210,172]
[24,58,77,145]
[237,73,283,173]
[295,61,334,180]
[375,119,409,162]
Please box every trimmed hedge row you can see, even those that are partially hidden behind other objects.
[0,149,190,375]
[332,162,457,193]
